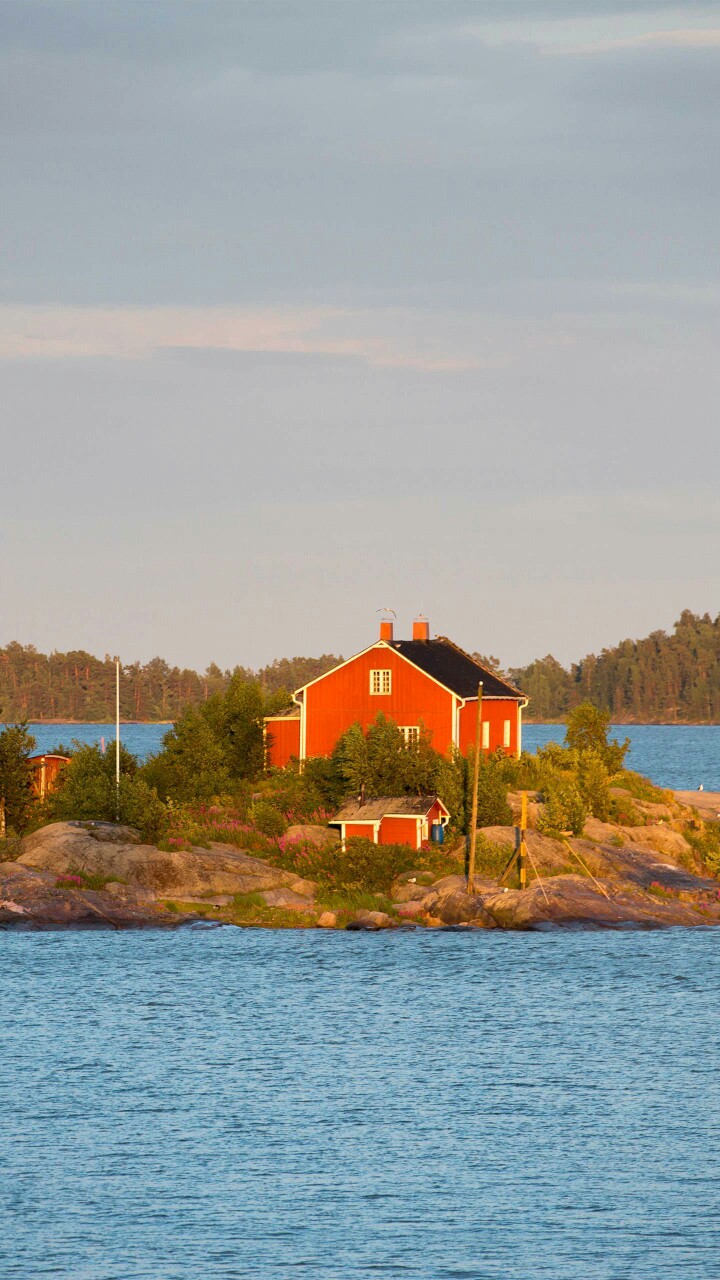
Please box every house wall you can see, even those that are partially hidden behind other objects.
[457,698,521,758]
[379,816,420,849]
[265,717,301,769]
[344,822,377,842]
[303,644,455,759]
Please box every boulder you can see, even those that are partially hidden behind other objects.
[317,911,337,928]
[18,822,311,899]
[0,861,183,930]
[583,818,693,861]
[480,875,720,931]
[260,888,316,912]
[397,900,425,919]
[420,875,497,927]
[347,909,398,930]
[391,881,431,904]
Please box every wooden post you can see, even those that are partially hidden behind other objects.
[519,790,528,889]
[466,682,483,895]
[0,798,5,840]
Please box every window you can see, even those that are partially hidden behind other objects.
[370,669,392,695]
[503,719,511,749]
[482,721,490,750]
[400,726,420,748]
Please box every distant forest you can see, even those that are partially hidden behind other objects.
[0,646,342,723]
[1,610,718,724]
[507,610,720,722]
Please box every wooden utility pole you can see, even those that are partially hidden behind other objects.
[0,798,5,840]
[519,790,528,889]
[466,682,483,895]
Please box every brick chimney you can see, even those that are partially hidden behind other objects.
[413,616,430,641]
[379,619,394,642]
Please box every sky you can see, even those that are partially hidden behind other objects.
[1,0,718,672]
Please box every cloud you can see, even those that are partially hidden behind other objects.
[0,304,491,370]
[552,26,720,55]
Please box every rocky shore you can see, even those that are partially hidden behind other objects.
[2,787,719,932]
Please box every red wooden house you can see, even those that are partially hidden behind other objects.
[331,795,450,851]
[265,617,527,768]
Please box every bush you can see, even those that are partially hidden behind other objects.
[686,824,720,877]
[577,750,611,821]
[468,749,513,828]
[269,833,459,895]
[613,770,672,804]
[539,776,587,836]
[609,792,644,826]
[250,800,287,839]
[565,703,629,774]
[0,724,36,835]
[47,743,168,844]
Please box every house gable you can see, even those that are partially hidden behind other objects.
[301,642,456,760]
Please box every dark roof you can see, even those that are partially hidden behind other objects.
[333,795,447,822]
[392,637,524,699]
[264,705,300,719]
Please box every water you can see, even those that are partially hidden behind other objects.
[522,724,720,791]
[12,722,720,790]
[2,927,719,1279]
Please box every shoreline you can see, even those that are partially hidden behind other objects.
[10,718,720,728]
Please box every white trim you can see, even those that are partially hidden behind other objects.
[299,691,307,763]
[517,697,528,758]
[461,694,523,702]
[292,640,393,697]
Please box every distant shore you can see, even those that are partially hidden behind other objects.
[5,717,720,728]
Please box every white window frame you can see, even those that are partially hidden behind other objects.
[399,725,420,748]
[482,721,490,750]
[503,719,511,749]
[370,668,392,695]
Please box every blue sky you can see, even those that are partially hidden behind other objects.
[1,1,718,670]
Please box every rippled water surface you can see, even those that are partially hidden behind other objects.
[2,928,720,1279]
[15,722,720,789]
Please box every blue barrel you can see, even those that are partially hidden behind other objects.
[431,822,445,845]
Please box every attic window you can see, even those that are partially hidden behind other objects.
[370,668,391,695]
[400,726,420,747]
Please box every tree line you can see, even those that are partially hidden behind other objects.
[0,644,342,722]
[2,609,719,724]
[508,610,720,722]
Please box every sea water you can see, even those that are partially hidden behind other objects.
[1,926,719,1279]
[14,721,720,790]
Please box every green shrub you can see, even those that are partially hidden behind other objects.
[565,702,629,774]
[613,770,672,804]
[47,743,168,844]
[472,833,514,879]
[539,776,587,836]
[250,800,287,838]
[0,724,36,835]
[469,749,513,828]
[686,824,720,877]
[577,750,611,821]
[609,792,643,826]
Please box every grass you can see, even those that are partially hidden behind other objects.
[613,771,673,804]
[0,836,22,862]
[63,867,126,892]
